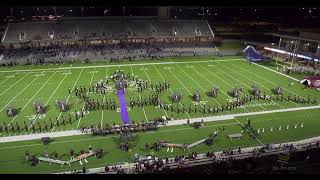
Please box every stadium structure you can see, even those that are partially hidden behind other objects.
[0,6,320,174]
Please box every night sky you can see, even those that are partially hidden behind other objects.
[0,6,319,27]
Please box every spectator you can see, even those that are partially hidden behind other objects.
[25,150,30,161]
[105,165,109,172]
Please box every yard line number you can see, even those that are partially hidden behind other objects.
[116,107,131,112]
[140,68,148,71]
[163,67,173,70]
[192,101,208,106]
[26,114,46,121]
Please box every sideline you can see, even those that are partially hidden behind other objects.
[1,105,319,143]
[251,61,300,82]
[0,59,243,73]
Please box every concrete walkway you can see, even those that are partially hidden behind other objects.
[0,130,87,143]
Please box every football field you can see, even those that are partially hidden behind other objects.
[0,56,320,173]
[0,109,320,173]
[0,56,319,136]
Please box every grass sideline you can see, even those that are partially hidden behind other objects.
[0,109,319,173]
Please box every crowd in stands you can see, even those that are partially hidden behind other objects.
[0,19,217,66]
[286,65,319,75]
[1,41,217,66]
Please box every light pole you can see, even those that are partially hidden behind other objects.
[290,40,295,69]
[317,45,320,65]
[316,45,320,66]
[276,37,282,65]
[306,43,310,66]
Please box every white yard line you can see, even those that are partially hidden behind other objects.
[0,59,243,73]
[8,70,60,125]
[168,67,208,113]
[28,68,72,130]
[152,64,192,119]
[130,66,148,121]
[51,68,84,132]
[252,61,300,82]
[0,72,30,97]
[197,63,250,112]
[0,73,14,86]
[141,65,168,117]
[234,118,265,146]
[0,73,40,113]
[191,64,253,112]
[168,69,193,94]
[249,61,305,98]
[175,63,221,106]
[219,62,285,109]
[76,67,96,129]
[101,67,108,127]
[204,62,268,111]
[191,65,232,98]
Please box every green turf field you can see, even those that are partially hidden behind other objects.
[0,55,320,173]
[0,109,319,174]
[0,56,319,135]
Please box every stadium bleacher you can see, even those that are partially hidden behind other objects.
[3,19,213,43]
[0,18,216,65]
